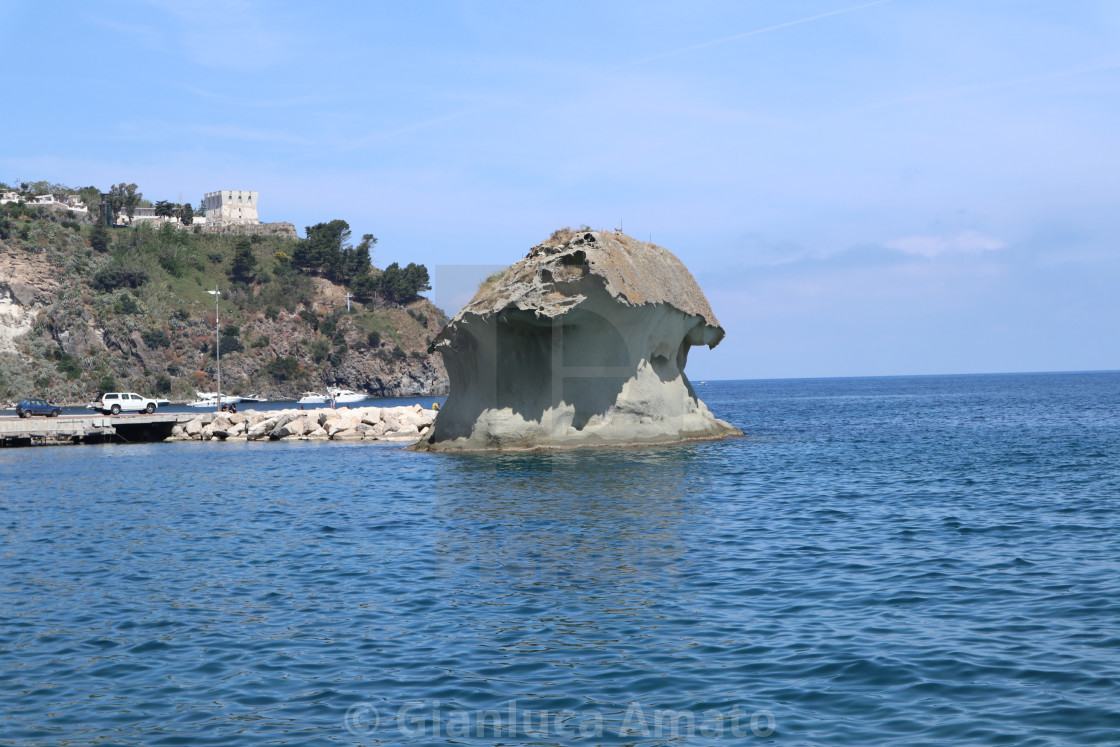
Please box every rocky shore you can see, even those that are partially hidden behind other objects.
[167,405,437,443]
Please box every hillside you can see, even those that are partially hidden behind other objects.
[0,195,448,404]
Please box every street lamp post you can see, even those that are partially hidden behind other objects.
[206,287,221,413]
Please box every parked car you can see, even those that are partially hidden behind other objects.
[88,392,159,415]
[15,398,61,418]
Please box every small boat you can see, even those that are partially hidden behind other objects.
[328,388,366,404]
[238,393,268,403]
[298,391,329,404]
[186,394,242,408]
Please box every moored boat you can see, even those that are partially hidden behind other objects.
[327,388,366,404]
[298,392,329,404]
[186,395,242,408]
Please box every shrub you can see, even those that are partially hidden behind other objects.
[158,251,183,277]
[154,375,172,394]
[92,265,147,291]
[141,329,171,348]
[309,337,329,362]
[327,344,348,367]
[214,335,243,357]
[98,375,117,392]
[115,294,140,314]
[367,330,381,348]
[265,356,300,381]
[298,309,319,330]
[55,352,82,379]
[89,223,110,253]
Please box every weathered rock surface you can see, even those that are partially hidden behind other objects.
[416,230,742,451]
[165,404,437,443]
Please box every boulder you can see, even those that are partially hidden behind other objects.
[416,231,742,450]
[246,411,271,427]
[272,414,311,439]
[268,413,303,439]
[247,417,278,440]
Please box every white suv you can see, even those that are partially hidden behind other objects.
[89,392,159,415]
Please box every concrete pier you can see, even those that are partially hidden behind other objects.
[0,412,195,447]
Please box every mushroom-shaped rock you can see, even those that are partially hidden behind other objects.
[416,230,742,450]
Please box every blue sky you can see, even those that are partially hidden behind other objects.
[3,0,1118,379]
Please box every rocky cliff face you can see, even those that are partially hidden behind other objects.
[417,230,740,451]
[0,242,448,404]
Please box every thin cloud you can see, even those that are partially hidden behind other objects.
[885,230,1006,258]
[830,60,1120,118]
[183,86,357,110]
[307,109,479,158]
[616,0,897,70]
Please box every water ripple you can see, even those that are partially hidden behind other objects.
[1,374,1119,745]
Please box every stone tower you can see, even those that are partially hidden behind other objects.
[202,190,259,225]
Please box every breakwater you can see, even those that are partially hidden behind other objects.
[167,404,436,442]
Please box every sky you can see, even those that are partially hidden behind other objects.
[2,0,1118,380]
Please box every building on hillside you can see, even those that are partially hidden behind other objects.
[202,190,259,226]
[4,192,88,213]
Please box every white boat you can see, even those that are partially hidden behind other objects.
[186,394,241,408]
[328,388,366,404]
[298,391,329,404]
[238,394,268,403]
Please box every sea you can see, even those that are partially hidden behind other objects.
[1,371,1118,746]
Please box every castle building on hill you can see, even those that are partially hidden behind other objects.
[202,190,259,225]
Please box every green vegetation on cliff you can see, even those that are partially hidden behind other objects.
[0,186,448,403]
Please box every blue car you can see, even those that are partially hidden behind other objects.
[16,398,61,418]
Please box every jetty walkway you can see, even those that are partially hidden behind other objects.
[0,412,194,447]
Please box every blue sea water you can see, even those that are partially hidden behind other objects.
[1,372,1119,746]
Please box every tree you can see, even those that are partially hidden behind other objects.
[339,233,376,283]
[297,219,352,277]
[123,184,141,224]
[402,262,431,298]
[106,182,141,224]
[366,262,431,305]
[349,272,378,302]
[180,203,193,226]
[228,239,258,284]
[89,223,110,253]
[154,200,175,219]
[77,186,102,221]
